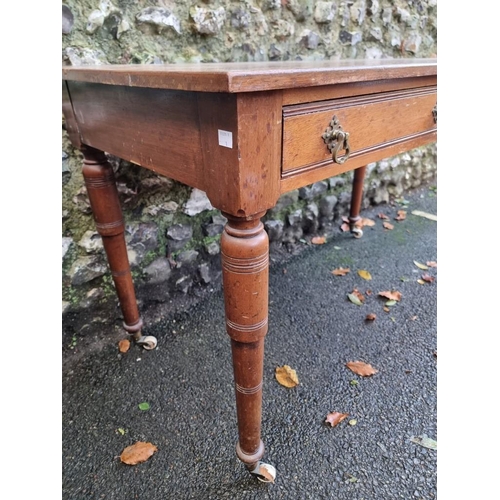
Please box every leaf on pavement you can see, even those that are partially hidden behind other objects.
[346,361,378,377]
[421,273,435,283]
[383,221,394,230]
[275,365,299,388]
[118,339,130,353]
[311,236,326,245]
[347,289,365,305]
[378,290,402,301]
[417,279,425,285]
[395,210,407,221]
[357,269,372,280]
[120,441,158,465]
[377,213,389,220]
[411,210,437,221]
[325,411,349,427]
[360,218,375,227]
[340,222,350,232]
[138,402,150,411]
[410,435,437,450]
[426,261,437,267]
[413,260,429,270]
[332,267,350,276]
[385,300,397,307]
[365,313,376,321]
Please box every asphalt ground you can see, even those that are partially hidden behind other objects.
[62,184,437,499]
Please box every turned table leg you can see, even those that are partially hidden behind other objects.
[349,165,367,238]
[220,212,276,482]
[81,146,157,350]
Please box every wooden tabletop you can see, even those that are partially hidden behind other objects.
[62,58,437,93]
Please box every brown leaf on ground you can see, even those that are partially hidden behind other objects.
[395,210,407,221]
[365,313,377,321]
[361,218,375,227]
[346,361,378,377]
[383,221,394,230]
[118,339,131,353]
[426,261,437,268]
[377,213,389,220]
[383,306,390,312]
[120,442,158,465]
[325,411,349,427]
[366,289,372,296]
[275,365,299,388]
[340,222,350,232]
[421,273,435,283]
[332,267,350,276]
[342,216,349,223]
[378,290,402,301]
[311,236,326,245]
[352,288,365,302]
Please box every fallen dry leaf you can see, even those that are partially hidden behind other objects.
[383,306,390,312]
[311,236,326,245]
[120,441,158,465]
[325,411,349,427]
[332,267,350,276]
[360,218,375,227]
[365,313,377,321]
[417,279,425,285]
[346,361,378,377]
[347,293,363,306]
[377,212,389,220]
[118,339,131,353]
[357,269,372,280]
[426,261,437,267]
[421,273,435,283]
[340,222,350,232]
[410,435,437,450]
[378,290,402,301]
[275,365,299,388]
[411,210,437,221]
[383,221,394,230]
[395,210,407,221]
[413,260,429,270]
[410,315,418,321]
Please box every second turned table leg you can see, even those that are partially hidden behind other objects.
[220,211,276,482]
[349,164,367,238]
[81,146,157,350]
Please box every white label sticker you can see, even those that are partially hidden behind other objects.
[218,130,233,149]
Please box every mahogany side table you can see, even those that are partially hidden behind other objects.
[62,59,437,482]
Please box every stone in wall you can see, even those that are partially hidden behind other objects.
[136,7,181,35]
[190,6,226,35]
[314,2,336,24]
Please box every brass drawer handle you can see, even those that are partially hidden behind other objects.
[322,115,351,164]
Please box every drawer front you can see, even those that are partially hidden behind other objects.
[282,86,437,176]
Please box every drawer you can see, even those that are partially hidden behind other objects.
[281,86,437,176]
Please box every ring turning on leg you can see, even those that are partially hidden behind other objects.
[221,212,276,482]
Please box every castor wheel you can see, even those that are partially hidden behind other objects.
[249,461,277,483]
[351,226,363,238]
[135,335,158,350]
